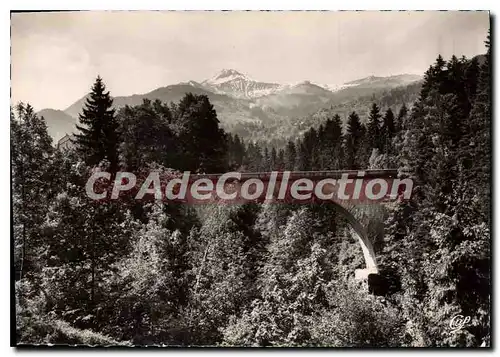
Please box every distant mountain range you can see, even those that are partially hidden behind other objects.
[37,69,422,143]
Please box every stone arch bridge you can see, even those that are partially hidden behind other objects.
[191,169,411,290]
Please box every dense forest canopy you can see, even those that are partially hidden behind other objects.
[13,35,490,346]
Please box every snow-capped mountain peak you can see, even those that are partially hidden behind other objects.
[205,69,250,86]
[202,69,281,99]
[217,68,245,78]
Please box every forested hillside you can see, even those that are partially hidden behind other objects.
[228,80,422,147]
[13,36,490,347]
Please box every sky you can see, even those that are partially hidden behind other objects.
[11,11,490,111]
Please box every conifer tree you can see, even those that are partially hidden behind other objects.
[284,140,297,170]
[270,147,278,171]
[464,56,480,105]
[74,76,120,171]
[262,147,271,171]
[366,103,382,150]
[381,108,395,154]
[232,134,246,169]
[299,127,318,170]
[320,114,344,170]
[244,142,263,172]
[344,111,364,170]
[395,103,408,133]
[296,143,309,171]
[277,148,285,171]
[11,103,53,281]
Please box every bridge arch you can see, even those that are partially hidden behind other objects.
[330,202,379,280]
[192,169,399,281]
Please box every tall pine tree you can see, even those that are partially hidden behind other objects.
[366,103,382,151]
[381,108,396,154]
[74,76,120,171]
[344,111,365,170]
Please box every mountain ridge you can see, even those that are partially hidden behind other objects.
[38,70,423,143]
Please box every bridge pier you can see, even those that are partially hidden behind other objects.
[336,203,391,295]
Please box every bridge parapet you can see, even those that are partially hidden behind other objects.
[188,169,407,206]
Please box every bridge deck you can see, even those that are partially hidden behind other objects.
[191,169,398,181]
